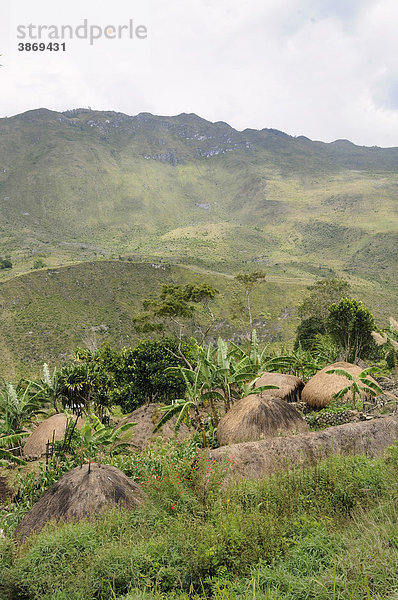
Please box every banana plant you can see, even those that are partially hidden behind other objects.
[326,366,383,410]
[76,416,136,466]
[0,382,45,434]
[154,364,226,447]
[29,363,63,412]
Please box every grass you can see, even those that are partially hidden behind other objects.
[1,441,398,600]
[0,260,308,380]
[0,257,397,381]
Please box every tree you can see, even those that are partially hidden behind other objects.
[298,277,351,322]
[234,270,266,335]
[134,283,219,351]
[0,259,12,269]
[108,339,191,413]
[58,361,112,417]
[73,340,191,414]
[294,316,326,350]
[327,298,377,363]
[295,277,350,350]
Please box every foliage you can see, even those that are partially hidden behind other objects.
[0,258,12,269]
[75,339,192,413]
[58,359,113,417]
[155,334,279,441]
[1,450,397,599]
[32,259,46,269]
[74,416,135,464]
[294,316,326,351]
[298,277,351,322]
[327,297,378,362]
[134,283,219,343]
[267,345,321,380]
[372,316,398,377]
[326,366,383,410]
[0,382,45,434]
[0,431,28,466]
[295,278,350,352]
[29,363,63,412]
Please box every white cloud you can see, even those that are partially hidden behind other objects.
[0,0,397,146]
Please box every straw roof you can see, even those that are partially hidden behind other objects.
[217,393,308,446]
[210,416,398,481]
[256,372,304,402]
[116,403,191,450]
[23,413,84,460]
[301,361,378,408]
[15,463,145,542]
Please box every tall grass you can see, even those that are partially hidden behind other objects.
[1,444,398,600]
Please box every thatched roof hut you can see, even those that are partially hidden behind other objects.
[301,361,378,408]
[23,413,84,460]
[256,372,304,402]
[217,394,308,446]
[116,403,191,450]
[15,463,145,542]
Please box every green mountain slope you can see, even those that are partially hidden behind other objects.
[0,108,397,284]
[0,260,396,380]
[0,108,397,378]
[0,260,308,379]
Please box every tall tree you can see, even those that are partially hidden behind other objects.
[234,270,266,335]
[327,298,377,363]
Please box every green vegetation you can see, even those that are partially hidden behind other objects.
[0,261,309,380]
[327,298,378,362]
[326,366,384,410]
[0,259,12,270]
[1,108,398,598]
[1,109,398,321]
[1,446,398,599]
[0,309,397,598]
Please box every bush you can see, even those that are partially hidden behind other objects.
[0,259,12,269]
[294,316,326,351]
[327,297,378,362]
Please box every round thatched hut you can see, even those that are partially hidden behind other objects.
[217,394,308,446]
[255,372,304,402]
[15,463,145,541]
[23,413,83,460]
[116,403,191,450]
[301,361,378,408]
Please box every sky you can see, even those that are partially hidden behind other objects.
[1,0,398,146]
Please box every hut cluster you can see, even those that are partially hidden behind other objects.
[15,361,381,541]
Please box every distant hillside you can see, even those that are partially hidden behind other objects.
[0,108,397,287]
[0,260,396,380]
[0,261,308,379]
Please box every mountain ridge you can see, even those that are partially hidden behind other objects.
[0,106,397,290]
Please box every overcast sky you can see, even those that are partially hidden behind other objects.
[1,0,398,146]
